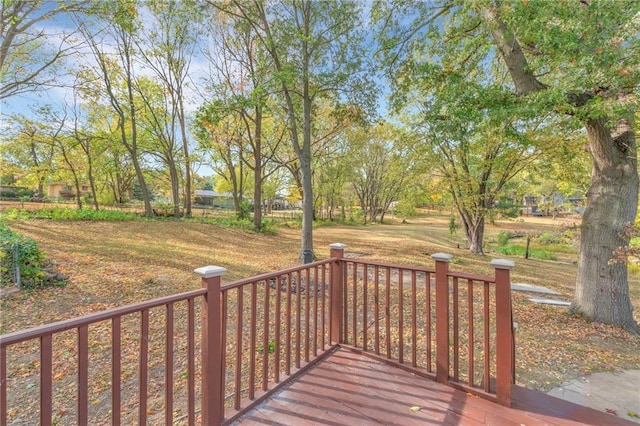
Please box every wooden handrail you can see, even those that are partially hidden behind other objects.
[0,289,207,346]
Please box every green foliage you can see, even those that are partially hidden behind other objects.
[448,215,458,236]
[192,216,277,235]
[536,232,563,245]
[0,224,45,288]
[0,209,31,221]
[495,198,520,219]
[0,208,139,222]
[394,198,417,219]
[257,340,276,354]
[0,187,35,199]
[237,200,253,220]
[132,182,156,202]
[496,245,557,261]
[496,231,512,247]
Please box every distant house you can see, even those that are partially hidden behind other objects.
[194,190,235,209]
[47,182,91,199]
[522,193,585,216]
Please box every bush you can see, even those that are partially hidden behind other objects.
[496,231,512,247]
[536,232,563,245]
[448,215,458,236]
[0,187,35,199]
[28,207,139,221]
[0,224,46,288]
[237,200,253,220]
[496,244,557,260]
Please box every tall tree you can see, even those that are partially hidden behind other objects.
[137,0,202,217]
[214,0,373,258]
[135,77,183,216]
[2,111,56,197]
[377,0,639,330]
[194,111,247,212]
[42,105,88,210]
[0,0,89,100]
[347,123,410,224]
[202,10,283,229]
[68,90,100,210]
[76,1,153,215]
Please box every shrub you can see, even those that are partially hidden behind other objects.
[0,224,46,288]
[496,231,512,247]
[237,200,253,220]
[536,232,563,245]
[448,215,458,236]
[27,207,139,221]
[496,244,557,261]
[260,219,278,235]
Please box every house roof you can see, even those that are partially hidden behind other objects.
[194,190,233,198]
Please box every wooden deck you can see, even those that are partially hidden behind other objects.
[234,347,634,425]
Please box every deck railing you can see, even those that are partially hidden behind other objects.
[0,243,515,425]
[0,289,208,425]
[335,247,515,406]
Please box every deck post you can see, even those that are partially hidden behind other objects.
[330,243,347,344]
[492,259,515,407]
[432,253,453,385]
[194,265,227,425]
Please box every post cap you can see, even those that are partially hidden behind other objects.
[431,253,453,262]
[194,265,227,278]
[491,259,515,270]
[329,243,347,250]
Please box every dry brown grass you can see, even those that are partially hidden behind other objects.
[2,213,639,407]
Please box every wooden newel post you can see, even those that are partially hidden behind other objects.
[491,259,515,407]
[329,243,346,345]
[432,253,453,385]
[194,265,227,425]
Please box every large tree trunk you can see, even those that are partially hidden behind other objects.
[72,178,83,210]
[85,146,99,211]
[168,160,180,217]
[300,92,314,256]
[573,118,638,332]
[178,96,192,217]
[460,210,485,255]
[253,107,263,230]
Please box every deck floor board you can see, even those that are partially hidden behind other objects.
[233,348,634,425]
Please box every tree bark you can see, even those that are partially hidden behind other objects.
[460,210,485,255]
[574,118,638,332]
[178,96,192,217]
[253,106,263,230]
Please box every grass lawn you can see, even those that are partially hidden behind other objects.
[2,211,639,396]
